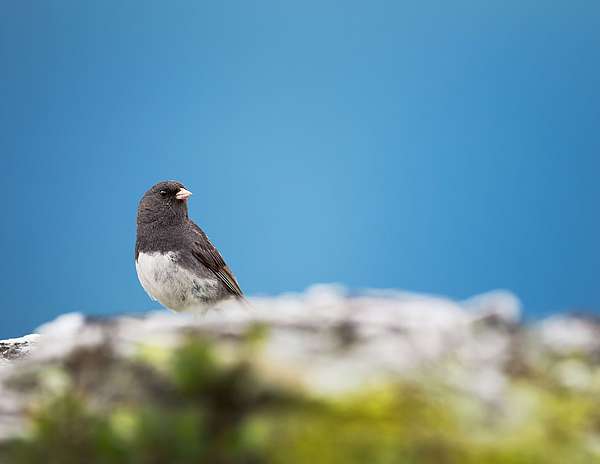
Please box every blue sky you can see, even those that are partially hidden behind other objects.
[1,1,599,337]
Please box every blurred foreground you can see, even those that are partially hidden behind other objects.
[1,285,600,463]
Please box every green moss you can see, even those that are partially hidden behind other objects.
[3,336,600,463]
[6,394,128,464]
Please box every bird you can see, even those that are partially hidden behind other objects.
[135,180,244,312]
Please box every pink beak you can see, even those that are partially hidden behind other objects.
[175,188,192,201]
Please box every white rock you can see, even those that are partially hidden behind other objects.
[537,316,600,355]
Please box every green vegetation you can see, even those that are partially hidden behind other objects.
[2,332,600,464]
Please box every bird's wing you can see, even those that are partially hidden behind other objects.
[188,222,244,298]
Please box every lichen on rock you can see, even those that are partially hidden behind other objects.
[1,285,600,463]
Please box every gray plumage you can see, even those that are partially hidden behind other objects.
[135,180,243,311]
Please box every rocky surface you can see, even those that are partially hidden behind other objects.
[1,285,600,462]
[0,335,39,362]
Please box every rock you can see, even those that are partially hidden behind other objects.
[536,314,600,356]
[1,286,600,462]
[0,335,39,362]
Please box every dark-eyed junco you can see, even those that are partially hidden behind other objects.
[135,180,243,311]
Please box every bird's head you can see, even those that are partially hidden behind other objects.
[137,180,193,226]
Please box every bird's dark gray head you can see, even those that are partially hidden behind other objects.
[137,180,193,226]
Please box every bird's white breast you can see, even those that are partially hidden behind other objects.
[135,251,219,311]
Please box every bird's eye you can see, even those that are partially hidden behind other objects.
[159,190,167,196]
